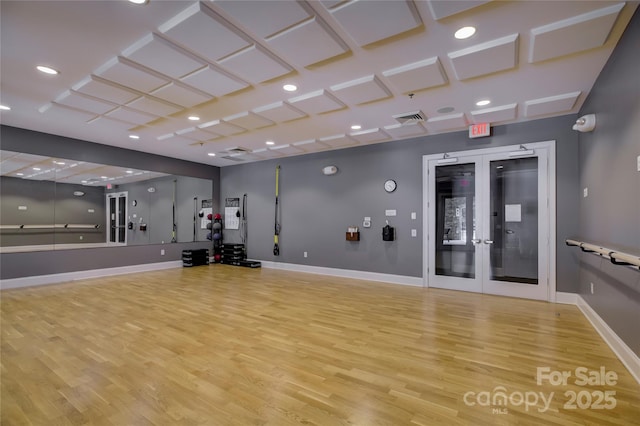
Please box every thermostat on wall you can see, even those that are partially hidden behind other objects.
[322,165,338,175]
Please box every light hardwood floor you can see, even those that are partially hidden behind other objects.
[1,265,639,425]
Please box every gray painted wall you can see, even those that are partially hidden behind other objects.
[1,177,106,246]
[574,10,640,356]
[0,126,219,279]
[221,114,581,291]
[0,242,207,279]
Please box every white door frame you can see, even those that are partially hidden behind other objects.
[106,191,128,245]
[422,140,557,302]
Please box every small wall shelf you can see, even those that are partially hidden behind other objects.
[346,232,360,241]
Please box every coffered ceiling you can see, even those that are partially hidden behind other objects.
[0,1,637,167]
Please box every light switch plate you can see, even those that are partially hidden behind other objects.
[385,209,397,216]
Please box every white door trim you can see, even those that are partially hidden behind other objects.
[422,140,556,301]
[106,191,128,245]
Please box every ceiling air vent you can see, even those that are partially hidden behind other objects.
[218,147,250,161]
[393,110,426,124]
[226,147,250,153]
[220,154,246,162]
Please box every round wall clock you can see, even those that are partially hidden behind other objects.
[384,179,397,193]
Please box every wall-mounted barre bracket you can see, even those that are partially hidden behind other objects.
[609,255,632,267]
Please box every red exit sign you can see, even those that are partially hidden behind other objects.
[469,122,491,138]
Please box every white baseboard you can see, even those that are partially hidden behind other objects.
[575,295,640,384]
[260,260,423,287]
[555,291,579,304]
[0,261,183,290]
[554,292,639,384]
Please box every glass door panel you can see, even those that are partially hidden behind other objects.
[428,158,482,293]
[118,195,126,243]
[488,157,538,284]
[436,163,476,278]
[481,150,548,300]
[109,197,116,243]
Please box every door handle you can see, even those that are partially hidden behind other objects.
[471,239,482,244]
[484,239,494,244]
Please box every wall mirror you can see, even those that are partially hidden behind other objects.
[0,150,213,253]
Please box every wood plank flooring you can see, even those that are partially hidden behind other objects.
[1,265,639,425]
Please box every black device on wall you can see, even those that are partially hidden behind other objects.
[382,222,395,241]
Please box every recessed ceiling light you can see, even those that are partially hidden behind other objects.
[129,134,140,140]
[283,84,297,92]
[208,153,216,157]
[128,0,149,4]
[455,26,476,40]
[188,116,200,121]
[266,140,275,145]
[0,105,10,111]
[36,65,59,75]
[351,124,362,130]
[476,99,491,106]
[126,170,133,174]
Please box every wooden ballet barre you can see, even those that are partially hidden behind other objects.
[0,224,100,230]
[566,239,640,270]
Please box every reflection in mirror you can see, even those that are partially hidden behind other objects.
[111,175,213,246]
[0,150,213,252]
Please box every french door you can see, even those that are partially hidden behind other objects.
[106,191,128,244]
[424,142,554,301]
